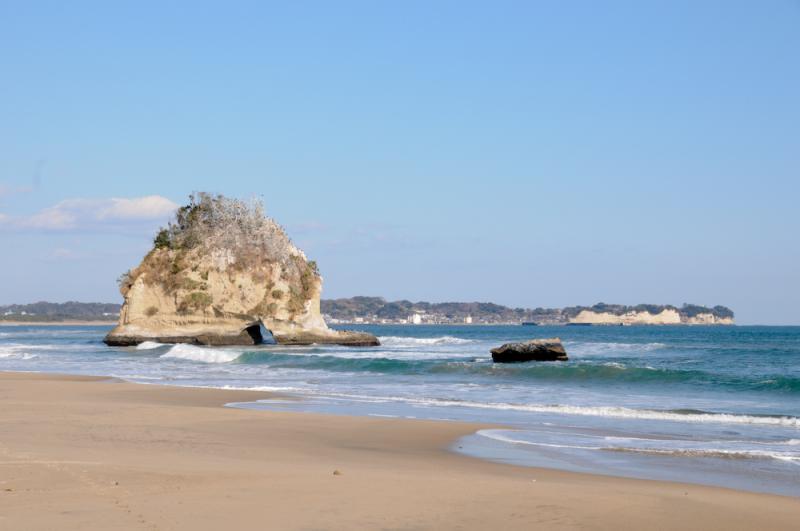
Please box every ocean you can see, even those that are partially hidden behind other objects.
[2,324,799,496]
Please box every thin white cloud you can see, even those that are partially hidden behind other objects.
[22,204,79,229]
[1,195,178,231]
[97,195,178,220]
[0,183,33,198]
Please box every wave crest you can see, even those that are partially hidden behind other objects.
[160,344,241,363]
[377,336,474,347]
[136,341,166,350]
[476,429,800,463]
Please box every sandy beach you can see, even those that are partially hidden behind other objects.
[0,372,796,530]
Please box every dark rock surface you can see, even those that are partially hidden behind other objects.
[490,338,568,362]
[104,326,380,347]
[104,325,264,347]
[272,330,381,347]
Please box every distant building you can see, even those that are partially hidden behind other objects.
[464,315,473,324]
[410,313,423,325]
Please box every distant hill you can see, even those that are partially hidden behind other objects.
[0,302,120,322]
[0,299,735,325]
[321,297,734,325]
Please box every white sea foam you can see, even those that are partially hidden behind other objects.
[566,341,667,356]
[160,344,242,363]
[459,402,800,428]
[274,347,471,361]
[378,336,474,347]
[476,430,603,451]
[136,341,166,350]
[0,344,41,360]
[111,374,165,380]
[608,447,800,463]
[0,350,38,360]
[0,342,61,351]
[476,429,800,463]
[268,390,800,428]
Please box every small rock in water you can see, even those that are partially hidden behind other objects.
[490,338,568,363]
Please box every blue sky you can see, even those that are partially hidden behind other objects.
[1,1,798,324]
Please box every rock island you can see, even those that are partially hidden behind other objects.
[104,193,379,347]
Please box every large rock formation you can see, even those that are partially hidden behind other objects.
[104,193,379,347]
[491,338,568,362]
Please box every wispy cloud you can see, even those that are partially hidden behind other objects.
[0,195,178,231]
[0,183,34,202]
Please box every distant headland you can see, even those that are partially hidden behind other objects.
[321,298,734,326]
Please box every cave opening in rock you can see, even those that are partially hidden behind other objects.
[243,322,275,345]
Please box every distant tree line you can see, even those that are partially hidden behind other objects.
[0,298,734,323]
[321,297,734,322]
[0,302,121,321]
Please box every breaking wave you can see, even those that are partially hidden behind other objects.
[297,391,800,427]
[477,429,800,463]
[160,344,242,363]
[230,351,800,393]
[0,344,41,360]
[566,341,667,355]
[377,336,475,347]
[136,341,166,350]
[0,349,38,360]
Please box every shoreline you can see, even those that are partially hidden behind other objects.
[1,371,797,530]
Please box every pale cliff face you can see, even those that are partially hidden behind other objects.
[116,246,327,339]
[685,313,735,325]
[570,309,733,325]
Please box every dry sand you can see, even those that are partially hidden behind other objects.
[0,372,797,530]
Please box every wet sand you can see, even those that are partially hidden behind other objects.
[0,372,797,530]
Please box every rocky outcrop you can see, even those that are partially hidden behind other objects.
[104,193,379,347]
[570,309,682,325]
[491,338,568,362]
[683,313,735,325]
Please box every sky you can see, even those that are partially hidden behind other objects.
[0,1,798,324]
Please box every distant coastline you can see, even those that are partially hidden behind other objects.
[0,301,119,324]
[322,297,734,326]
[1,299,735,326]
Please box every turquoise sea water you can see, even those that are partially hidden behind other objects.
[2,324,799,495]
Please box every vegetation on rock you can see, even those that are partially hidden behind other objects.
[118,193,320,316]
[177,292,214,314]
